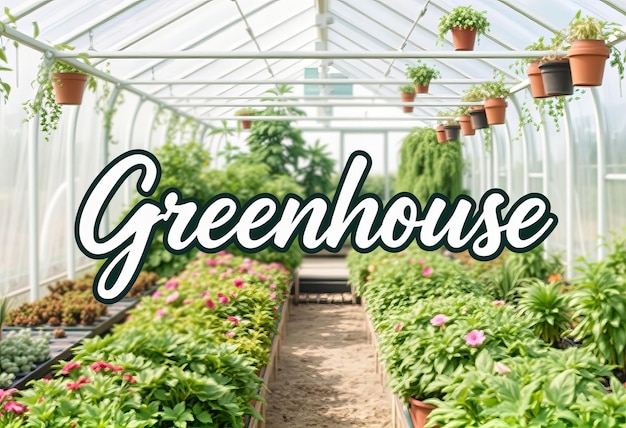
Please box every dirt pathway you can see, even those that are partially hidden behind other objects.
[265,304,392,428]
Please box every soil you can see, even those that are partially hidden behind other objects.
[265,304,392,428]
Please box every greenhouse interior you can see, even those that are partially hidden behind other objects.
[1,0,626,426]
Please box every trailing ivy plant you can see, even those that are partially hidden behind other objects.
[396,127,464,204]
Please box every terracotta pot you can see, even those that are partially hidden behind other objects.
[436,125,446,143]
[458,115,475,136]
[527,61,548,98]
[444,123,461,141]
[538,60,573,96]
[567,39,610,86]
[415,84,429,94]
[241,120,252,129]
[51,72,88,105]
[408,398,436,428]
[451,27,477,51]
[468,107,488,130]
[400,91,416,113]
[484,98,507,125]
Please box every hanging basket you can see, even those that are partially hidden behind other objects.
[538,59,573,96]
[527,61,548,98]
[52,72,88,105]
[436,125,447,143]
[415,83,429,94]
[451,27,477,51]
[241,120,252,129]
[458,115,475,136]
[444,123,461,141]
[567,39,610,86]
[484,98,507,125]
[400,91,416,113]
[469,107,489,130]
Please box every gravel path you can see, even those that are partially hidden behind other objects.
[265,304,392,428]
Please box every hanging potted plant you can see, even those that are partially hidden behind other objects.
[406,61,440,94]
[462,84,488,130]
[437,6,490,51]
[511,37,552,98]
[24,45,96,141]
[538,34,573,97]
[481,72,509,125]
[234,107,256,129]
[398,84,416,113]
[455,105,475,136]
[566,11,625,86]
[435,124,447,143]
[438,110,461,141]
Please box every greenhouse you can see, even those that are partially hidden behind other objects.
[1,0,626,426]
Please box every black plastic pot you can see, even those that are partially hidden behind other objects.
[469,108,488,130]
[538,60,573,96]
[444,124,461,141]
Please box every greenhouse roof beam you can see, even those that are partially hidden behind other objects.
[200,115,453,121]
[0,25,209,128]
[59,50,566,59]
[55,0,145,45]
[178,101,474,107]
[165,95,466,100]
[129,78,519,85]
[2,0,52,22]
[232,0,275,77]
[495,0,561,34]
[599,0,626,16]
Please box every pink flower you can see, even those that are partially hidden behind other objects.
[422,267,434,277]
[151,290,162,299]
[430,314,449,327]
[226,268,234,274]
[89,361,111,372]
[206,258,218,266]
[269,283,277,290]
[61,361,81,375]
[230,292,238,299]
[494,362,511,375]
[233,278,244,288]
[155,308,167,317]
[0,389,17,402]
[418,259,426,265]
[3,401,27,413]
[201,291,209,298]
[66,377,91,390]
[183,298,194,305]
[492,300,506,306]
[219,273,228,280]
[217,250,227,256]
[395,323,404,331]
[218,293,229,305]
[465,330,486,347]
[191,272,199,277]
[164,280,178,289]
[165,291,179,304]
[225,331,236,338]
[227,316,240,326]
[269,293,277,301]
[123,373,137,384]
[205,299,215,309]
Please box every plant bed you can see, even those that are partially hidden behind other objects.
[0,329,51,389]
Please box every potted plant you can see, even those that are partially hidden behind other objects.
[511,37,552,98]
[481,72,509,125]
[462,84,488,130]
[437,6,490,51]
[538,33,573,97]
[455,105,475,136]
[435,124,446,143]
[234,107,256,129]
[23,45,96,141]
[566,10,625,86]
[398,84,416,113]
[406,61,440,93]
[438,110,461,141]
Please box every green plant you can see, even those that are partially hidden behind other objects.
[23,44,97,141]
[396,127,464,204]
[567,10,625,79]
[461,84,486,103]
[398,84,415,93]
[481,257,526,302]
[506,244,563,281]
[0,294,10,340]
[569,261,626,368]
[234,106,256,117]
[0,8,38,103]
[603,227,626,276]
[517,279,572,346]
[405,61,441,87]
[0,329,50,387]
[481,71,509,99]
[437,6,490,46]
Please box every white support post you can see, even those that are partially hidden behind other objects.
[28,117,40,301]
[562,105,574,278]
[590,88,606,260]
[66,107,79,280]
[339,131,345,168]
[125,98,145,207]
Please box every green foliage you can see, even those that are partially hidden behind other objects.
[396,127,464,204]
[517,279,571,346]
[405,61,440,86]
[234,107,256,116]
[569,261,626,368]
[398,84,415,93]
[603,228,626,276]
[480,257,526,302]
[437,6,490,45]
[506,244,563,281]
[0,8,38,103]
[461,84,486,102]
[0,329,50,387]
[481,71,509,99]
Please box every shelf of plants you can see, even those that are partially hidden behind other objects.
[347,236,626,428]
[0,251,291,427]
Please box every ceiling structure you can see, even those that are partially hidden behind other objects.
[3,0,625,129]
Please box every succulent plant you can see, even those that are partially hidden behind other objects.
[0,329,50,387]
